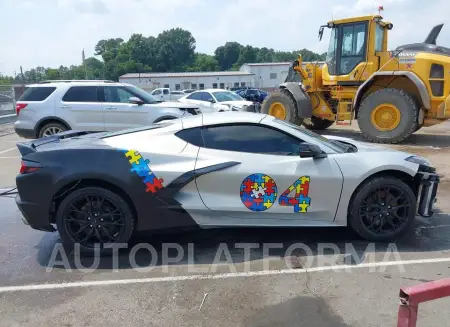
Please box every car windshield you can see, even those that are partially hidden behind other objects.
[273,118,349,153]
[123,85,161,103]
[212,91,245,102]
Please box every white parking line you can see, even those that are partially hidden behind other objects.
[1,256,450,293]
[0,147,16,155]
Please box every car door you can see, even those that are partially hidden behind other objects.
[101,86,149,131]
[183,92,215,113]
[194,123,343,224]
[59,85,104,131]
[151,89,164,101]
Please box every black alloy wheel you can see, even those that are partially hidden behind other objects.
[56,187,134,254]
[349,177,416,242]
[359,186,412,235]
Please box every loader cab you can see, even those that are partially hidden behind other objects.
[321,15,392,86]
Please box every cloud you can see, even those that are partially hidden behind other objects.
[57,0,110,14]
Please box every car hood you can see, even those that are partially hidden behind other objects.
[323,135,401,153]
[219,100,254,108]
[149,101,199,109]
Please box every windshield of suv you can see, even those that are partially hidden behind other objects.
[273,118,349,153]
[212,91,245,102]
[124,85,161,103]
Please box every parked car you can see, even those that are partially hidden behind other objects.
[150,88,185,101]
[178,89,259,112]
[236,88,268,103]
[14,81,200,138]
[14,112,439,253]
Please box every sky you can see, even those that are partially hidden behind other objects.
[0,0,449,76]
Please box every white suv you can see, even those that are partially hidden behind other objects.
[14,80,200,138]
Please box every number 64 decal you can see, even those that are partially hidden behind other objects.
[239,173,311,213]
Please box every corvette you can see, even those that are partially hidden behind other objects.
[15,112,439,253]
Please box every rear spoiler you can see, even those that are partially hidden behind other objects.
[16,130,97,157]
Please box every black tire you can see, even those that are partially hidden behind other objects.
[357,88,419,144]
[302,116,334,130]
[261,89,303,125]
[38,121,68,138]
[348,176,416,242]
[56,187,135,255]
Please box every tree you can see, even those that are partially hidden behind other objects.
[186,53,220,72]
[214,41,243,70]
[94,38,124,56]
[154,28,196,71]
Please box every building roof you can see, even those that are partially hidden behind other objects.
[119,71,254,79]
[242,62,292,66]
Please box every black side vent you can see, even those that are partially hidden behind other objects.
[429,64,445,97]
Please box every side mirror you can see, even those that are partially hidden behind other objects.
[298,143,327,159]
[129,97,144,105]
[207,98,216,103]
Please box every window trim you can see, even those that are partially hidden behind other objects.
[19,86,57,102]
[198,122,306,156]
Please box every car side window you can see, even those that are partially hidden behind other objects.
[175,127,203,147]
[201,92,215,102]
[153,89,162,95]
[187,92,203,101]
[104,86,136,103]
[163,89,170,95]
[201,124,304,155]
[62,86,99,102]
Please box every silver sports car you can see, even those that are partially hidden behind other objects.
[15,112,439,253]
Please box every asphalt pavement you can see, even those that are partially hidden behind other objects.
[1,121,450,326]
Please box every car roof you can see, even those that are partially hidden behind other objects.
[25,81,125,87]
[181,112,266,129]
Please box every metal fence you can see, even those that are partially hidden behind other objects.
[0,85,16,116]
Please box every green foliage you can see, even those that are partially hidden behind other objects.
[3,28,325,84]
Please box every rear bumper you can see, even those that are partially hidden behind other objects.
[15,194,55,232]
[417,172,440,217]
[14,127,36,139]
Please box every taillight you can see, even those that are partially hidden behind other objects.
[19,160,41,174]
[16,103,28,116]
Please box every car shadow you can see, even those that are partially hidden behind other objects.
[317,127,450,148]
[36,209,450,271]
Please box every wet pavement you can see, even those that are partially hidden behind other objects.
[0,121,450,326]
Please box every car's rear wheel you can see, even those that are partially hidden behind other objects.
[56,187,135,254]
[348,176,416,242]
[39,122,68,138]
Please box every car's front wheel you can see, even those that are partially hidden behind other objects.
[348,176,416,242]
[56,187,135,254]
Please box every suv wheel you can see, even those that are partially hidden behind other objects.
[38,122,68,138]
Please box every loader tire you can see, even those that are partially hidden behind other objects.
[261,89,303,125]
[357,88,418,144]
[302,117,335,130]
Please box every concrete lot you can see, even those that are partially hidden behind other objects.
[1,120,450,326]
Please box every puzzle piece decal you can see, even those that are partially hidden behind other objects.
[278,176,311,213]
[239,173,277,212]
[119,149,164,193]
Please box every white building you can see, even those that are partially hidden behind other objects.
[118,62,309,92]
[239,62,292,89]
[119,71,254,92]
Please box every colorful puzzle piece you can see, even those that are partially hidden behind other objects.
[120,149,164,193]
[278,176,311,213]
[239,173,277,212]
[125,150,143,164]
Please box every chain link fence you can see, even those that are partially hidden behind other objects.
[0,85,16,116]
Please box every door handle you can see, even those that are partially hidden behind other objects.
[60,105,71,109]
[105,106,118,110]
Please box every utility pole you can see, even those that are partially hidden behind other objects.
[20,66,25,85]
[82,48,88,79]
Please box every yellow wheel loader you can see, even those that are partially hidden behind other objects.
[261,15,450,143]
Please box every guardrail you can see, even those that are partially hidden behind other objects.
[397,278,450,327]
